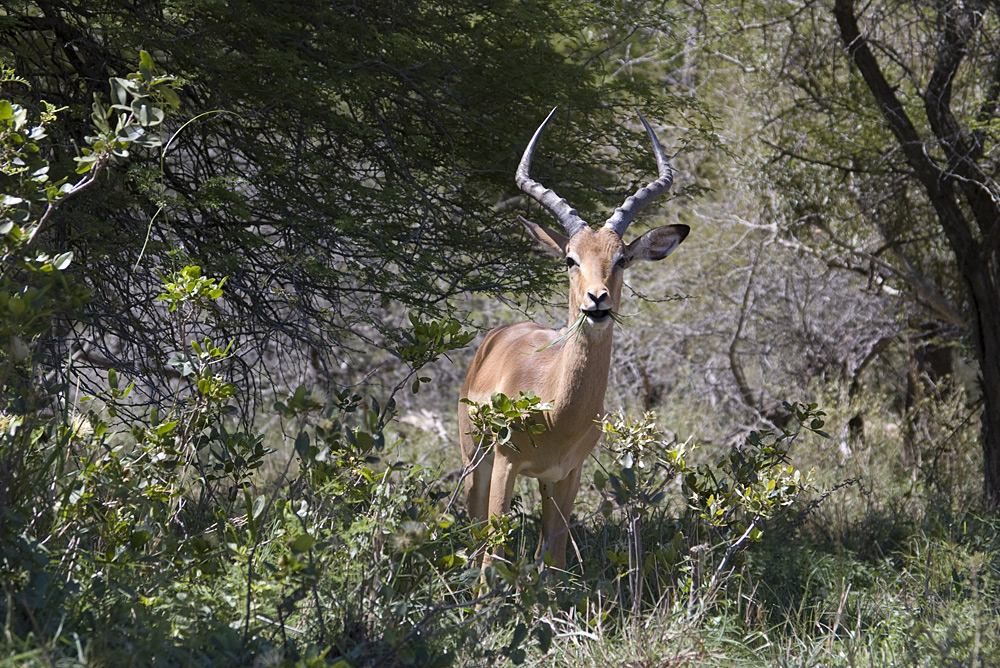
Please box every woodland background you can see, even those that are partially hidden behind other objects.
[1,1,999,666]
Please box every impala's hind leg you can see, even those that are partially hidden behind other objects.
[537,465,582,570]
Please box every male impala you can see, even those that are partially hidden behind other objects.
[458,108,689,570]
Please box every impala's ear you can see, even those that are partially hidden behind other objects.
[624,224,689,268]
[519,215,570,257]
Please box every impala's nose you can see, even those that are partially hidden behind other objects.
[582,290,612,324]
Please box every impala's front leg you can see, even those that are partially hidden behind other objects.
[537,465,583,570]
[481,453,520,567]
[464,452,492,526]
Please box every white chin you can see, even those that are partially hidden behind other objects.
[584,314,612,331]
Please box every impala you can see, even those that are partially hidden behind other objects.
[458,108,689,570]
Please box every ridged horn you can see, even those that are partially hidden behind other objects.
[515,107,588,238]
[603,108,674,237]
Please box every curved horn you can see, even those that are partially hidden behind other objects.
[515,107,588,238]
[603,108,674,237]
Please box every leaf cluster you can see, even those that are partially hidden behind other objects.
[596,401,821,586]
[462,391,553,453]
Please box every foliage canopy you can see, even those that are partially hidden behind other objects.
[1,0,708,401]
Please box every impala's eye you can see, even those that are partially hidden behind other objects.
[565,256,577,269]
[614,257,627,269]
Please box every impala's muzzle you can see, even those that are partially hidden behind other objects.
[583,306,611,322]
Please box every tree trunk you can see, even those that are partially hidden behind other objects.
[834,0,1000,507]
[968,267,1000,507]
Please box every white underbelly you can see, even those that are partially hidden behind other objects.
[520,464,572,482]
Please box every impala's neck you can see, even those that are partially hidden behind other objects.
[549,325,613,429]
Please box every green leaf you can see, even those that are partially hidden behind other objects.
[132,133,162,148]
[117,125,145,142]
[354,430,373,452]
[138,51,157,82]
[111,78,131,106]
[133,100,164,126]
[534,622,553,653]
[10,105,26,130]
[289,534,315,553]
[672,531,685,550]
[158,85,181,109]
[52,252,73,270]
[251,495,266,520]
[156,420,177,435]
[294,430,310,456]
[509,622,529,651]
